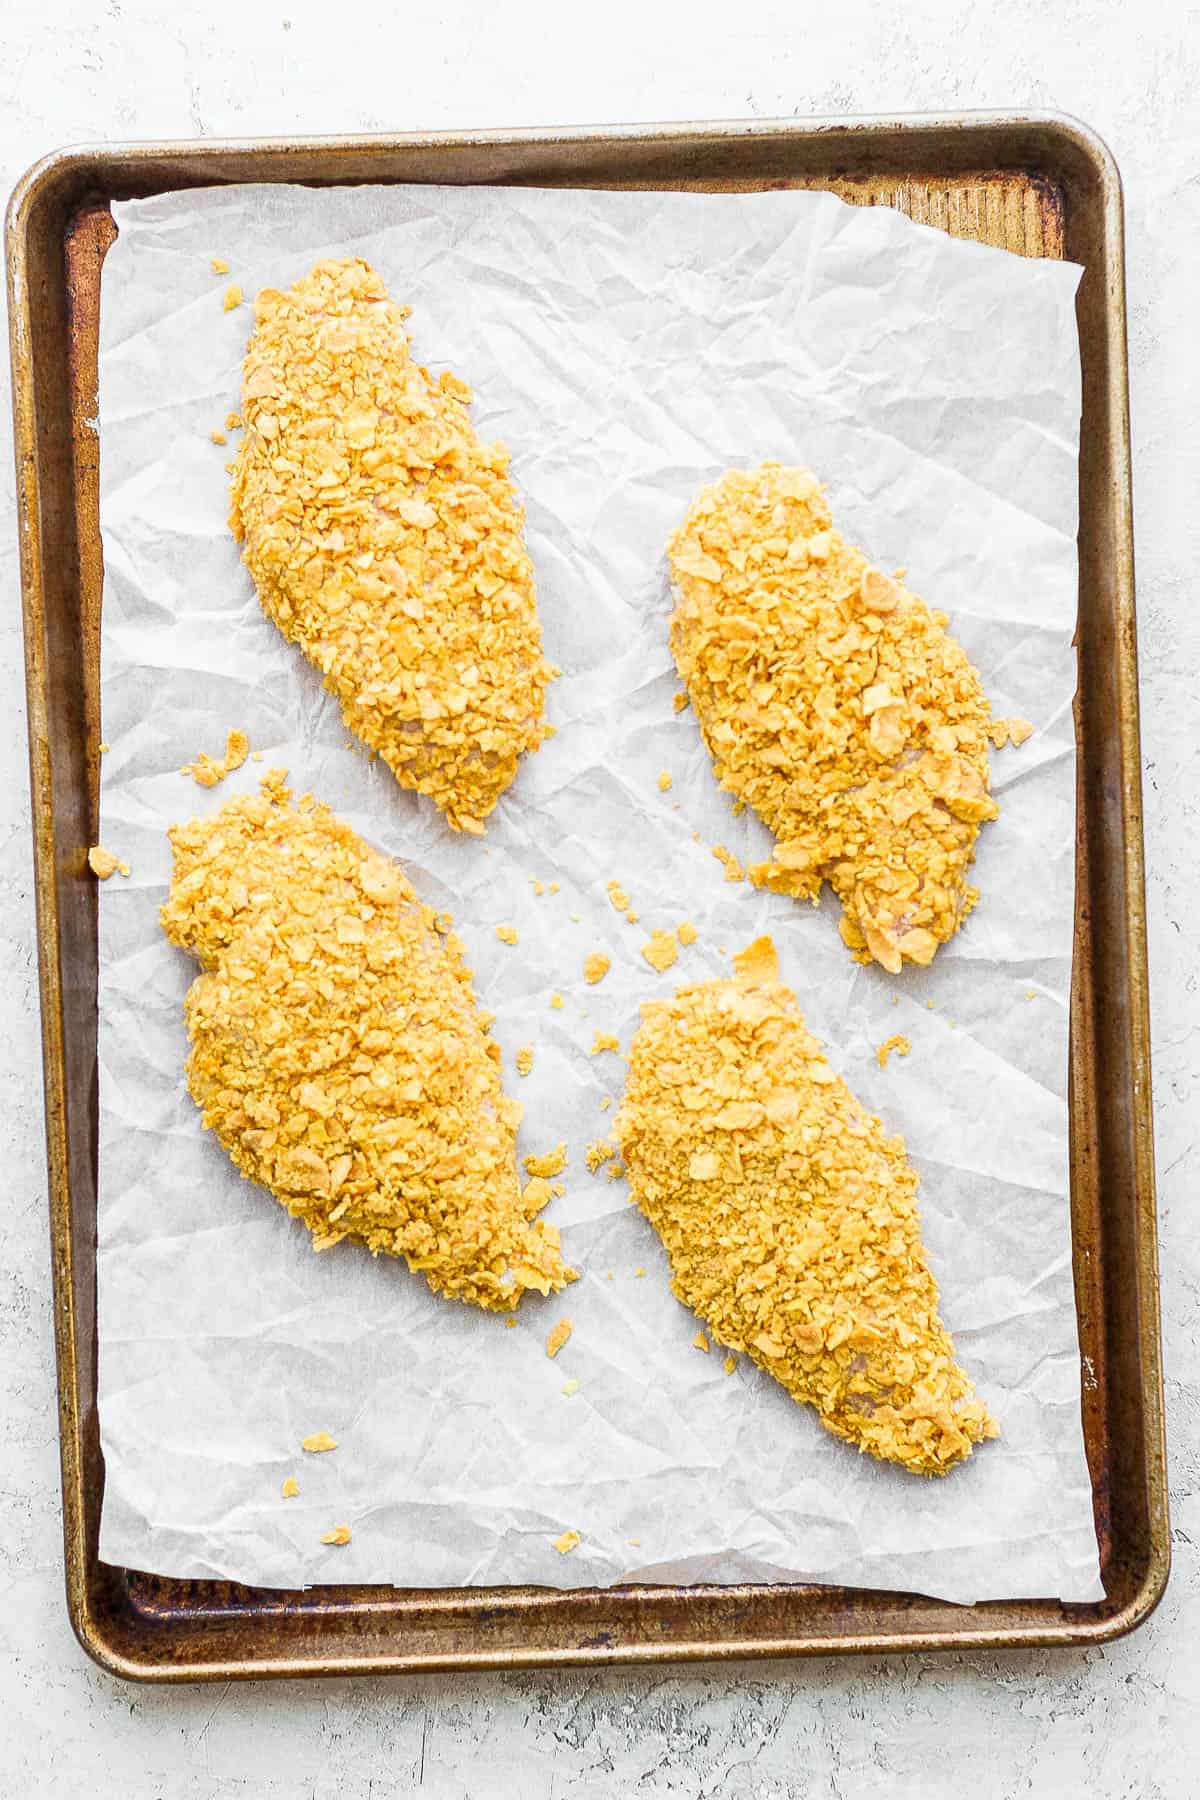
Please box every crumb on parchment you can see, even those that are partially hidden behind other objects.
[599,1096,612,1112]
[281,1476,299,1498]
[657,771,673,792]
[210,428,227,445]
[606,879,630,912]
[88,845,124,880]
[211,256,230,274]
[225,411,243,431]
[553,1529,581,1555]
[302,1431,338,1453]
[673,692,689,714]
[515,1045,534,1077]
[524,1143,567,1179]
[677,921,698,946]
[561,1378,579,1396]
[590,1032,620,1056]
[876,1034,911,1069]
[182,728,250,788]
[693,1331,710,1353]
[522,1176,555,1214]
[98,742,110,753]
[711,844,744,883]
[626,910,639,924]
[724,1355,737,1375]
[987,717,1035,749]
[585,1140,616,1172]
[223,284,243,311]
[496,924,519,946]
[504,1317,517,1329]
[583,952,611,985]
[546,1317,573,1358]
[642,929,678,973]
[320,1525,352,1546]
[607,1161,625,1181]
[550,992,565,1010]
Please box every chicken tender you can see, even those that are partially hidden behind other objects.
[160,777,573,1311]
[615,936,995,1474]
[230,258,553,834]
[668,464,998,972]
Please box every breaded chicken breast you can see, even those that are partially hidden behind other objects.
[669,464,998,972]
[230,258,553,834]
[160,774,573,1312]
[616,936,995,1474]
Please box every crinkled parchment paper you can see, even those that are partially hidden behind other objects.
[95,181,1099,1601]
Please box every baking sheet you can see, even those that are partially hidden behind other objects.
[94,180,1099,1603]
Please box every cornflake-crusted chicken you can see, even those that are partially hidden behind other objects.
[230,258,553,833]
[615,936,996,1475]
[669,465,999,972]
[160,780,573,1312]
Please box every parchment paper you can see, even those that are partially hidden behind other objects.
[95,181,1100,1602]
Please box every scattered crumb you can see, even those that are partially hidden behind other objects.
[561,1378,580,1397]
[599,1096,612,1112]
[606,1162,626,1181]
[585,1139,616,1173]
[553,1528,581,1555]
[525,1143,568,1179]
[515,1045,534,1077]
[591,1031,620,1056]
[210,428,227,446]
[546,1317,573,1358]
[98,742,110,753]
[281,1476,299,1498]
[225,411,243,431]
[677,921,698,946]
[251,750,264,762]
[673,692,689,714]
[724,1355,737,1376]
[693,1331,710,1353]
[732,935,779,983]
[642,928,678,972]
[182,727,250,788]
[711,844,745,882]
[1026,989,1038,1001]
[550,992,565,1010]
[570,910,581,921]
[302,1431,338,1454]
[532,878,545,896]
[223,284,243,311]
[926,1000,936,1010]
[87,845,123,880]
[606,879,631,912]
[876,1034,911,1069]
[633,1267,646,1278]
[657,770,673,792]
[544,725,557,739]
[496,923,519,945]
[584,952,611,985]
[550,882,560,895]
[505,1316,517,1329]
[629,1536,642,1546]
[625,909,639,924]
[211,256,230,274]
[320,1525,352,1547]
[1008,718,1034,746]
[523,1176,554,1214]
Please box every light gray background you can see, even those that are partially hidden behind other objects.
[1,1,1194,1794]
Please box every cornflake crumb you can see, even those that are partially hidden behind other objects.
[211,256,230,274]
[584,952,611,985]
[677,921,698,946]
[693,1331,710,1353]
[532,878,545,896]
[724,1355,737,1376]
[607,1162,626,1181]
[182,728,250,788]
[496,924,519,946]
[626,910,639,924]
[302,1431,338,1454]
[553,1528,581,1555]
[657,770,673,792]
[599,1096,612,1112]
[591,1031,620,1056]
[1025,989,1038,1001]
[629,1536,642,1546]
[98,742,110,753]
[523,1176,554,1213]
[711,844,745,883]
[281,1476,299,1498]
[225,411,243,431]
[633,1267,646,1278]
[210,429,227,446]
[926,999,936,1010]
[515,1045,534,1077]
[223,284,243,311]
[585,1139,616,1173]
[504,1317,517,1329]
[673,692,689,713]
[545,1318,573,1358]
[87,845,122,880]
[642,928,678,973]
[876,1034,911,1069]
[550,882,560,895]
[320,1525,352,1547]
[550,992,565,1010]
[606,879,630,912]
[1007,718,1034,747]
[525,1143,568,1180]
[561,1378,580,1397]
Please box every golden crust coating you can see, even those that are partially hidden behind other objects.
[160,782,573,1311]
[668,464,999,972]
[230,258,553,834]
[615,936,996,1475]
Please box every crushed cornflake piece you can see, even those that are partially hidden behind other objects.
[693,1331,711,1353]
[711,844,744,883]
[657,770,673,792]
[926,999,936,1010]
[723,1355,737,1376]
[591,1031,620,1056]
[553,1528,581,1555]
[677,921,698,946]
[732,935,779,984]
[550,882,560,895]
[515,1045,534,1077]
[504,1316,517,1329]
[302,1431,338,1453]
[98,742,110,753]
[522,1176,554,1213]
[281,1476,300,1498]
[633,1267,646,1278]
[211,256,230,274]
[599,1096,612,1112]
[532,878,545,896]
[545,1317,573,1358]
[561,1378,580,1397]
[629,1536,642,1546]
[607,1162,626,1181]
[585,1140,616,1173]
[181,727,250,788]
[495,924,519,946]
[1025,989,1038,1001]
[210,428,227,446]
[524,1143,567,1179]
[1007,717,1034,746]
[626,910,639,924]
[606,879,630,912]
[87,845,122,880]
[225,411,243,431]
[672,692,689,713]
[876,1034,911,1069]
[223,284,243,311]
[550,992,565,1010]
[320,1525,352,1546]
[583,952,611,985]
[642,928,678,972]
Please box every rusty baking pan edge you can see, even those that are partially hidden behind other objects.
[6,112,1167,1679]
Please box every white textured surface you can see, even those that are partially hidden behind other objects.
[1,1,1195,1793]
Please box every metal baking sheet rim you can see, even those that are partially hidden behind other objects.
[5,112,1168,1679]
